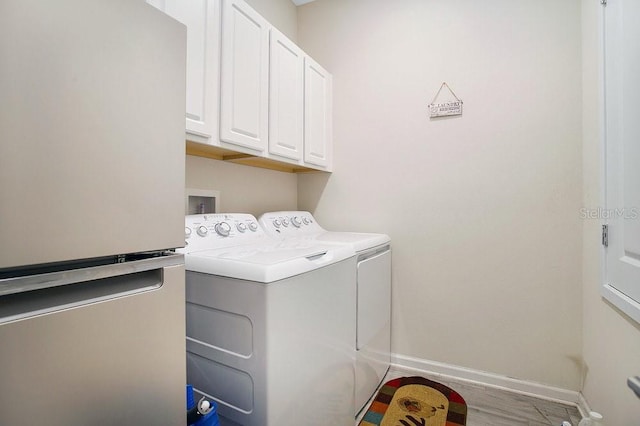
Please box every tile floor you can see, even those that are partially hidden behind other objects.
[358,366,583,426]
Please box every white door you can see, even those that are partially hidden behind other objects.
[603,0,640,323]
[166,0,220,140]
[304,57,333,169]
[219,0,269,152]
[269,29,304,161]
[147,0,220,140]
[147,0,220,142]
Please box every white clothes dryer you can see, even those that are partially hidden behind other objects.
[179,214,356,426]
[258,211,391,416]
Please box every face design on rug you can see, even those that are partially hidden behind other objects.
[398,397,422,413]
[397,397,445,417]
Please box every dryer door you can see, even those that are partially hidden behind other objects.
[356,247,392,414]
[357,247,391,351]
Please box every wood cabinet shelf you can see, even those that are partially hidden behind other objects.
[186,141,324,173]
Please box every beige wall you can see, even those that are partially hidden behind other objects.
[581,0,640,422]
[297,0,584,390]
[185,0,298,216]
[186,155,297,216]
[246,0,297,41]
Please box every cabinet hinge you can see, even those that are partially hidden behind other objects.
[602,224,609,247]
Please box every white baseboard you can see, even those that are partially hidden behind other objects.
[577,392,591,419]
[392,353,588,415]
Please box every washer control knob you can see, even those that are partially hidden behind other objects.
[236,222,248,233]
[291,216,302,227]
[282,218,290,227]
[248,222,259,232]
[273,219,282,228]
[185,227,192,238]
[302,217,311,225]
[215,222,232,237]
[196,225,208,237]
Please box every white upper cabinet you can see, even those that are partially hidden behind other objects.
[148,0,332,172]
[146,0,220,142]
[219,0,269,153]
[304,57,333,170]
[268,29,304,162]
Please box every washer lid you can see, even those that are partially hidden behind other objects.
[305,232,390,252]
[185,242,354,283]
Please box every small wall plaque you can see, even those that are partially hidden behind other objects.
[429,82,463,118]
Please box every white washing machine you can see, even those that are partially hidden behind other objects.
[258,211,391,416]
[179,214,356,426]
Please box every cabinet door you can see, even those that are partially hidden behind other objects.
[304,57,332,170]
[220,0,269,152]
[268,29,304,162]
[147,0,220,140]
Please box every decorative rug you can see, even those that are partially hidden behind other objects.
[358,376,467,426]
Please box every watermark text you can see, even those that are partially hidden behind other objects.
[580,207,639,220]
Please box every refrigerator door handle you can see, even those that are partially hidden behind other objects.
[0,253,184,297]
[0,254,184,325]
[629,376,640,399]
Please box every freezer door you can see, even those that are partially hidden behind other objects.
[0,0,187,268]
[0,259,186,425]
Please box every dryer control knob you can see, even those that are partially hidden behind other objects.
[302,217,311,225]
[196,225,208,237]
[215,222,232,237]
[273,219,282,228]
[282,218,290,227]
[236,222,248,233]
[185,227,192,238]
[248,222,259,232]
[291,216,302,227]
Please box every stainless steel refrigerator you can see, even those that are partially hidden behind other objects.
[0,0,187,424]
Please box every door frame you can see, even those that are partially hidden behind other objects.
[599,0,640,324]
